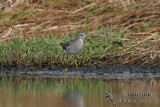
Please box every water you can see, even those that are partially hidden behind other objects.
[0,77,160,107]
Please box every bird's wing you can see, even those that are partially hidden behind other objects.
[65,39,77,50]
[60,39,77,50]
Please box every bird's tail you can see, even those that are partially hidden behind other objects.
[60,43,64,47]
[60,43,66,49]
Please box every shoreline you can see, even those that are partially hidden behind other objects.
[1,64,160,79]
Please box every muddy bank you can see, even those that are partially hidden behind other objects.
[1,64,160,79]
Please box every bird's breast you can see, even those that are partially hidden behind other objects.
[77,39,83,49]
[66,39,83,55]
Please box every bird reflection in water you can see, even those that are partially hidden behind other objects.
[63,90,84,107]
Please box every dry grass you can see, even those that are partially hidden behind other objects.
[0,0,160,66]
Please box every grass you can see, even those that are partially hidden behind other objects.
[0,25,159,69]
[0,0,160,68]
[0,26,129,68]
[0,11,35,29]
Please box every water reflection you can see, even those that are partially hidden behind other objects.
[63,90,84,107]
[0,77,159,107]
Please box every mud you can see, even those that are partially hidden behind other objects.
[0,64,160,79]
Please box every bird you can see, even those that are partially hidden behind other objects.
[60,32,90,71]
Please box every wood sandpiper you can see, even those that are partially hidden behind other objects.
[60,32,91,71]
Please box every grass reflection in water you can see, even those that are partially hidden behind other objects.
[0,77,160,107]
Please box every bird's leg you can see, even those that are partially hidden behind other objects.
[65,54,68,72]
[75,59,78,69]
[65,66,68,72]
[75,55,79,70]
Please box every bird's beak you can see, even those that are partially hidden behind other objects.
[86,38,92,43]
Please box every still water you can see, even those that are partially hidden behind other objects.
[0,77,160,107]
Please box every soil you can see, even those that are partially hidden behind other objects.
[1,64,160,79]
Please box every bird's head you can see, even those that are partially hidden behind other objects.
[77,32,92,43]
[77,32,86,39]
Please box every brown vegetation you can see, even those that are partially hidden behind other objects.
[0,0,160,66]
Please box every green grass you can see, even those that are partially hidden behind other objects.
[0,26,129,68]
